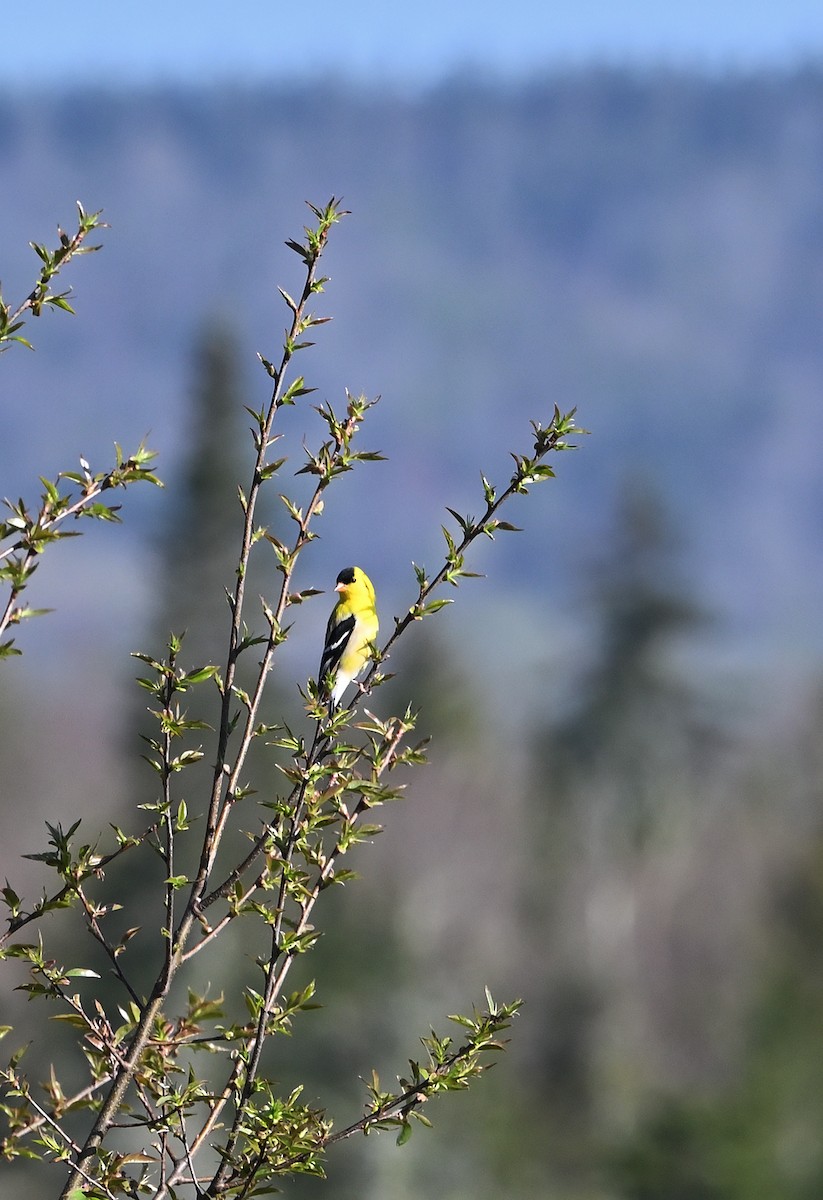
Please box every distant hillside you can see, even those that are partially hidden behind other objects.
[2,68,823,693]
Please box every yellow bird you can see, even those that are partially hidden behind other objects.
[319,566,379,711]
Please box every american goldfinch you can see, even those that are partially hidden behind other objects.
[319,566,379,711]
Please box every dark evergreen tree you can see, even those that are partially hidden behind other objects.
[548,475,714,849]
[517,478,720,1196]
[154,320,248,673]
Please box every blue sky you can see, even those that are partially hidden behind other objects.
[5,0,823,86]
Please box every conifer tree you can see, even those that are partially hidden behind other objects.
[548,476,711,843]
[155,321,249,672]
[517,480,717,1195]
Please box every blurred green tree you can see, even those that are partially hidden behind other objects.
[606,825,823,1200]
[152,319,249,673]
[546,476,714,849]
[517,479,719,1194]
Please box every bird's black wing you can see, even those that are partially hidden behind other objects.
[319,612,355,681]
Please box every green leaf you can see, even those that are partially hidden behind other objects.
[178,664,219,688]
[259,457,287,481]
[278,286,298,312]
[258,353,278,379]
[421,598,453,616]
[44,294,76,315]
[287,588,323,605]
[445,507,471,535]
[13,606,54,622]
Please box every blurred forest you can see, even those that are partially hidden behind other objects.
[3,66,823,1197]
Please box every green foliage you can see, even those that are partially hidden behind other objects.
[0,442,160,658]
[0,200,583,1198]
[358,992,521,1149]
[0,202,104,353]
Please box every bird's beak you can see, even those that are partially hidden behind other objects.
[335,583,345,593]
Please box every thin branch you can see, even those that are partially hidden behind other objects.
[1,821,159,947]
[4,1074,114,1143]
[75,884,143,1010]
